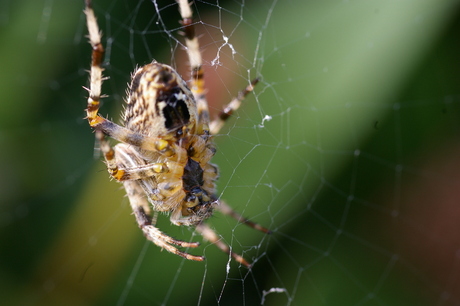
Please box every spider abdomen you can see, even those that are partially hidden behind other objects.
[124,63,198,139]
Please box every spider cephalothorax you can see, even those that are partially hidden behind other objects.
[84,0,269,267]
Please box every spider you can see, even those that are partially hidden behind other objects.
[83,0,270,267]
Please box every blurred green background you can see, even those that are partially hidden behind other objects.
[1,0,460,305]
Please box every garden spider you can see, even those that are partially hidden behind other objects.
[84,0,270,267]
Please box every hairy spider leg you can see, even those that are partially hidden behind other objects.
[218,201,271,234]
[209,78,260,135]
[84,0,175,156]
[177,1,259,136]
[125,180,204,261]
[95,131,169,181]
[195,223,251,267]
[177,0,209,124]
[84,0,104,128]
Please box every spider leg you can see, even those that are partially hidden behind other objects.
[209,78,259,135]
[218,200,271,234]
[85,1,175,156]
[195,223,251,268]
[124,180,204,262]
[98,120,176,155]
[177,0,210,125]
[176,0,259,135]
[84,0,104,127]
[96,131,169,181]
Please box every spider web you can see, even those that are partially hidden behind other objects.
[2,0,460,305]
